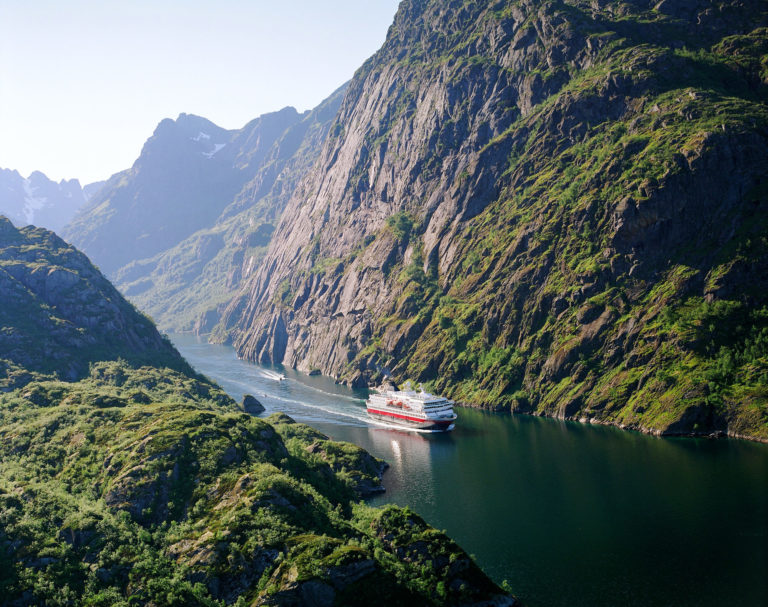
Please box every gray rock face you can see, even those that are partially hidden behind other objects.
[218,0,768,438]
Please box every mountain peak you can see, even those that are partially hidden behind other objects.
[175,111,220,128]
[28,170,48,181]
[0,214,18,237]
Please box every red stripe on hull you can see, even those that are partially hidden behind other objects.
[366,407,455,426]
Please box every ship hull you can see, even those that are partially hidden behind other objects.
[366,407,456,432]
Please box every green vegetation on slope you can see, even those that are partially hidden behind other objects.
[394,19,768,439]
[0,363,510,606]
[0,217,512,605]
[0,217,191,389]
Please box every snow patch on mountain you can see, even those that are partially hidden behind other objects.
[202,143,226,159]
[22,179,48,224]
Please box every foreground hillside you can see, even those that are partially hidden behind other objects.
[0,218,513,606]
[219,0,768,441]
[0,216,190,389]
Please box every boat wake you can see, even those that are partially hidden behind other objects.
[261,370,285,381]
[296,381,363,403]
[179,344,452,433]
[265,393,370,426]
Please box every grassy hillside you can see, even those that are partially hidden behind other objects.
[0,216,190,389]
[0,362,511,606]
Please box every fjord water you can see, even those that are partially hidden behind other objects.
[172,334,768,607]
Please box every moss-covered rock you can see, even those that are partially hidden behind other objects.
[0,218,191,389]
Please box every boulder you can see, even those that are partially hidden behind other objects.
[242,393,265,414]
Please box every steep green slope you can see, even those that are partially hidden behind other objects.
[114,87,346,333]
[0,217,189,389]
[0,219,513,605]
[220,0,768,440]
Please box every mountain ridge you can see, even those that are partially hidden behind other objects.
[0,168,97,233]
[62,106,305,276]
[64,87,347,333]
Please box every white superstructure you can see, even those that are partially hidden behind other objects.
[365,386,457,432]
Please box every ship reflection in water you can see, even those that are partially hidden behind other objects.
[362,424,456,504]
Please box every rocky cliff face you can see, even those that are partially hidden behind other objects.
[221,0,768,440]
[0,169,90,233]
[0,216,190,389]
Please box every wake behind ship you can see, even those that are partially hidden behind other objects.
[366,387,457,432]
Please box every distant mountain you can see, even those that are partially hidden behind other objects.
[82,179,105,201]
[65,86,346,332]
[63,108,305,277]
[0,168,91,232]
[116,87,347,332]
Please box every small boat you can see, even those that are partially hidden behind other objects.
[277,374,286,381]
[366,385,456,432]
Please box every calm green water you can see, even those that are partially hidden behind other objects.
[172,334,768,607]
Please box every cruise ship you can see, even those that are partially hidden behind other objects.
[365,386,457,432]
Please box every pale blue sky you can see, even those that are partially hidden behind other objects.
[0,1,400,184]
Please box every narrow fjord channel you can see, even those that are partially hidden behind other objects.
[172,334,768,607]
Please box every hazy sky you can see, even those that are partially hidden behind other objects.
[0,1,400,184]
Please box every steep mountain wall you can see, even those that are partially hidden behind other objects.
[220,0,768,440]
